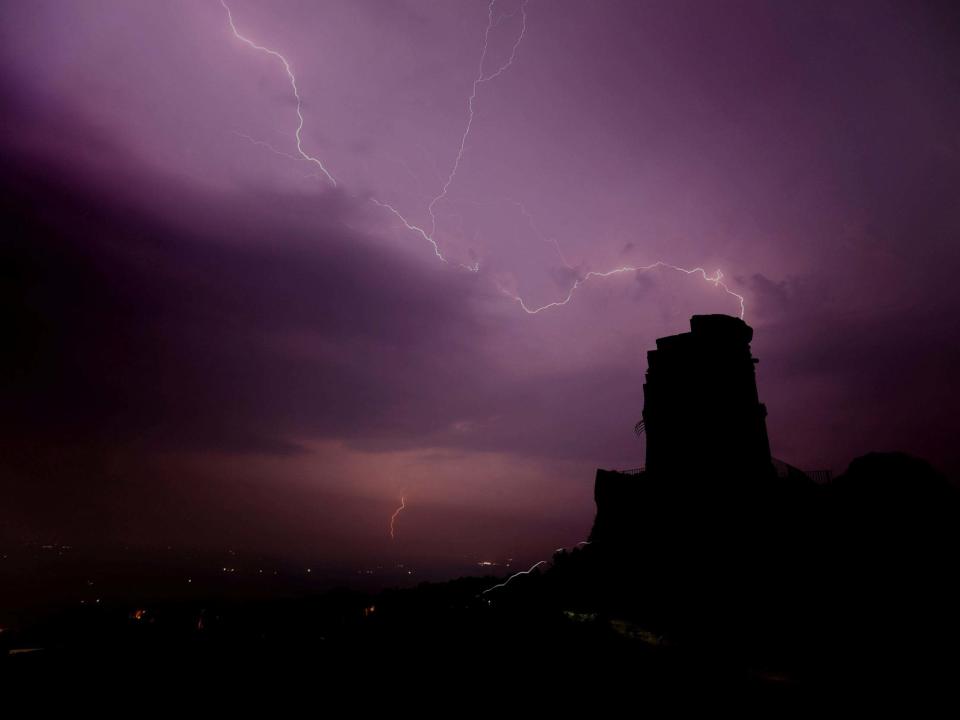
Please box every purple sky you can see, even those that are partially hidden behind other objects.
[2,0,959,567]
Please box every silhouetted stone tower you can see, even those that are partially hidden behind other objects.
[642,314,773,481]
[591,313,777,548]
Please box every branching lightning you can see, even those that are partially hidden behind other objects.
[231,130,301,163]
[221,0,337,187]
[422,0,529,240]
[512,199,573,269]
[370,198,448,265]
[231,130,332,180]
[389,495,406,541]
[218,0,749,558]
[219,0,747,322]
[501,262,746,319]
[371,0,528,269]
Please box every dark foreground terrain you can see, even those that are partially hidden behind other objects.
[3,453,958,703]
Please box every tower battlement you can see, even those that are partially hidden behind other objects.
[642,314,773,480]
[590,315,776,546]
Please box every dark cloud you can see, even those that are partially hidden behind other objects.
[2,0,960,562]
[0,135,494,459]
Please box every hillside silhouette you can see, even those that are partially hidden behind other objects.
[4,315,958,696]
[510,316,960,690]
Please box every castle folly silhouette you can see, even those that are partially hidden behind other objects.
[643,314,772,479]
[571,314,959,677]
[591,314,788,550]
[595,314,772,525]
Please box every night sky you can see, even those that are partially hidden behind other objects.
[2,0,959,568]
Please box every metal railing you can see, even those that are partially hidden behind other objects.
[773,460,833,483]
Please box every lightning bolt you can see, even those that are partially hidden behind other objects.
[372,0,528,269]
[482,540,591,595]
[231,130,301,163]
[512,199,573,269]
[423,0,529,239]
[220,0,337,187]
[456,197,573,268]
[370,198,449,265]
[389,495,406,541]
[500,262,746,319]
[219,1,748,320]
[481,559,547,594]
[354,0,746,319]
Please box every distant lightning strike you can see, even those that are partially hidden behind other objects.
[389,495,406,541]
[219,1,747,554]
[220,0,337,187]
[219,0,747,321]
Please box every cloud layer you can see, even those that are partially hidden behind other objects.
[2,0,959,563]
